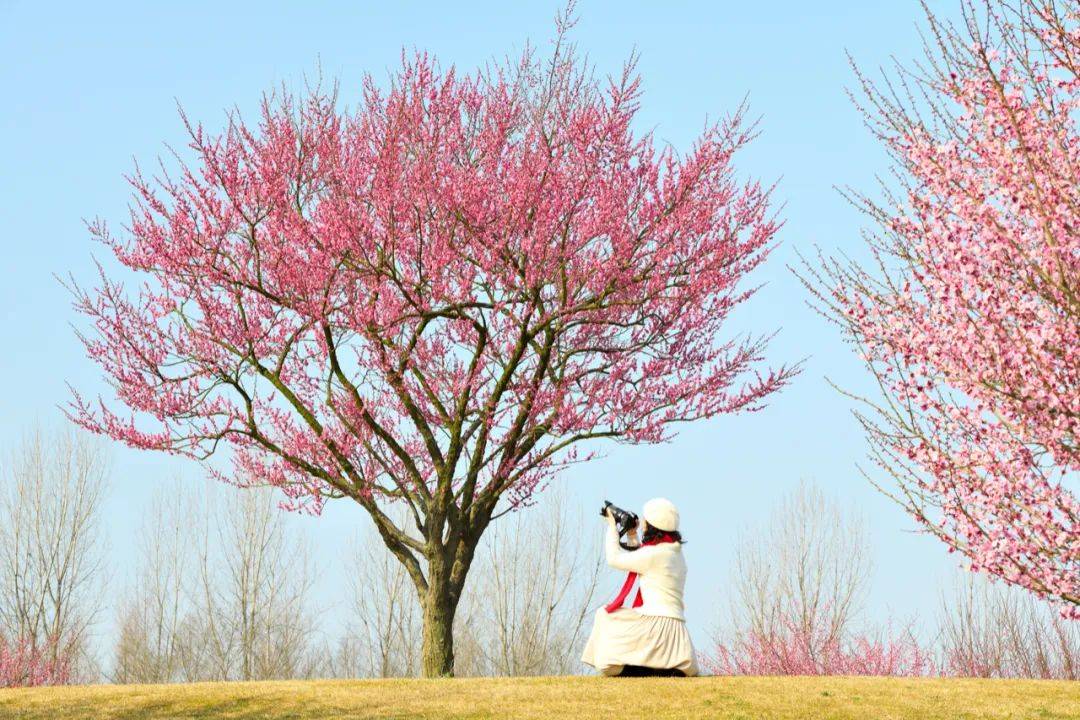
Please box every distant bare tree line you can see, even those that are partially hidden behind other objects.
[0,424,604,684]
[1,425,1075,683]
[938,576,1079,680]
[112,484,321,683]
[112,481,600,682]
[713,482,1078,679]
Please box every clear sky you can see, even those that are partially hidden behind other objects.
[0,0,965,654]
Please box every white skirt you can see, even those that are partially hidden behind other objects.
[581,607,699,676]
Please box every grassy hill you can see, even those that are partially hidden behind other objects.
[1,675,1077,719]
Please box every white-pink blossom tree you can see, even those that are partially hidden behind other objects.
[804,0,1078,615]
[68,19,795,675]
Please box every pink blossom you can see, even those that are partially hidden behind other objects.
[810,0,1079,615]
[704,611,932,677]
[0,636,71,688]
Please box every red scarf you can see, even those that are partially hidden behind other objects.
[604,532,679,613]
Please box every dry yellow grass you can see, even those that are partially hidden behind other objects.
[0,676,1076,719]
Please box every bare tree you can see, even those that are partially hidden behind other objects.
[111,481,322,682]
[111,486,193,683]
[939,575,1080,679]
[330,508,424,679]
[0,425,109,680]
[186,487,321,681]
[719,481,873,669]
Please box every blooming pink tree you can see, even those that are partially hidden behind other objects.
[0,636,71,688]
[805,0,1078,614]
[68,20,795,675]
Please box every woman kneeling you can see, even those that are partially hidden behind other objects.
[581,498,698,677]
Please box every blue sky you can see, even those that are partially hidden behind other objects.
[0,0,964,653]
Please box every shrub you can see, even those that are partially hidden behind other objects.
[0,636,71,687]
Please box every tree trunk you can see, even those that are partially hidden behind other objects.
[415,524,485,677]
[380,501,488,677]
[420,584,457,677]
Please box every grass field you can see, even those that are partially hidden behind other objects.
[1,676,1077,720]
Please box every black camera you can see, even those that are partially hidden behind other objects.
[600,500,639,536]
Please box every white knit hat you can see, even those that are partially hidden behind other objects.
[642,497,679,532]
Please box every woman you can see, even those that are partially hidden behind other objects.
[581,497,699,677]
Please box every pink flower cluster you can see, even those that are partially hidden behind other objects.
[0,637,70,688]
[705,614,932,677]
[828,1,1079,613]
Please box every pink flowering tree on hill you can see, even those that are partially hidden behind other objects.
[68,20,795,675]
[804,0,1078,614]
